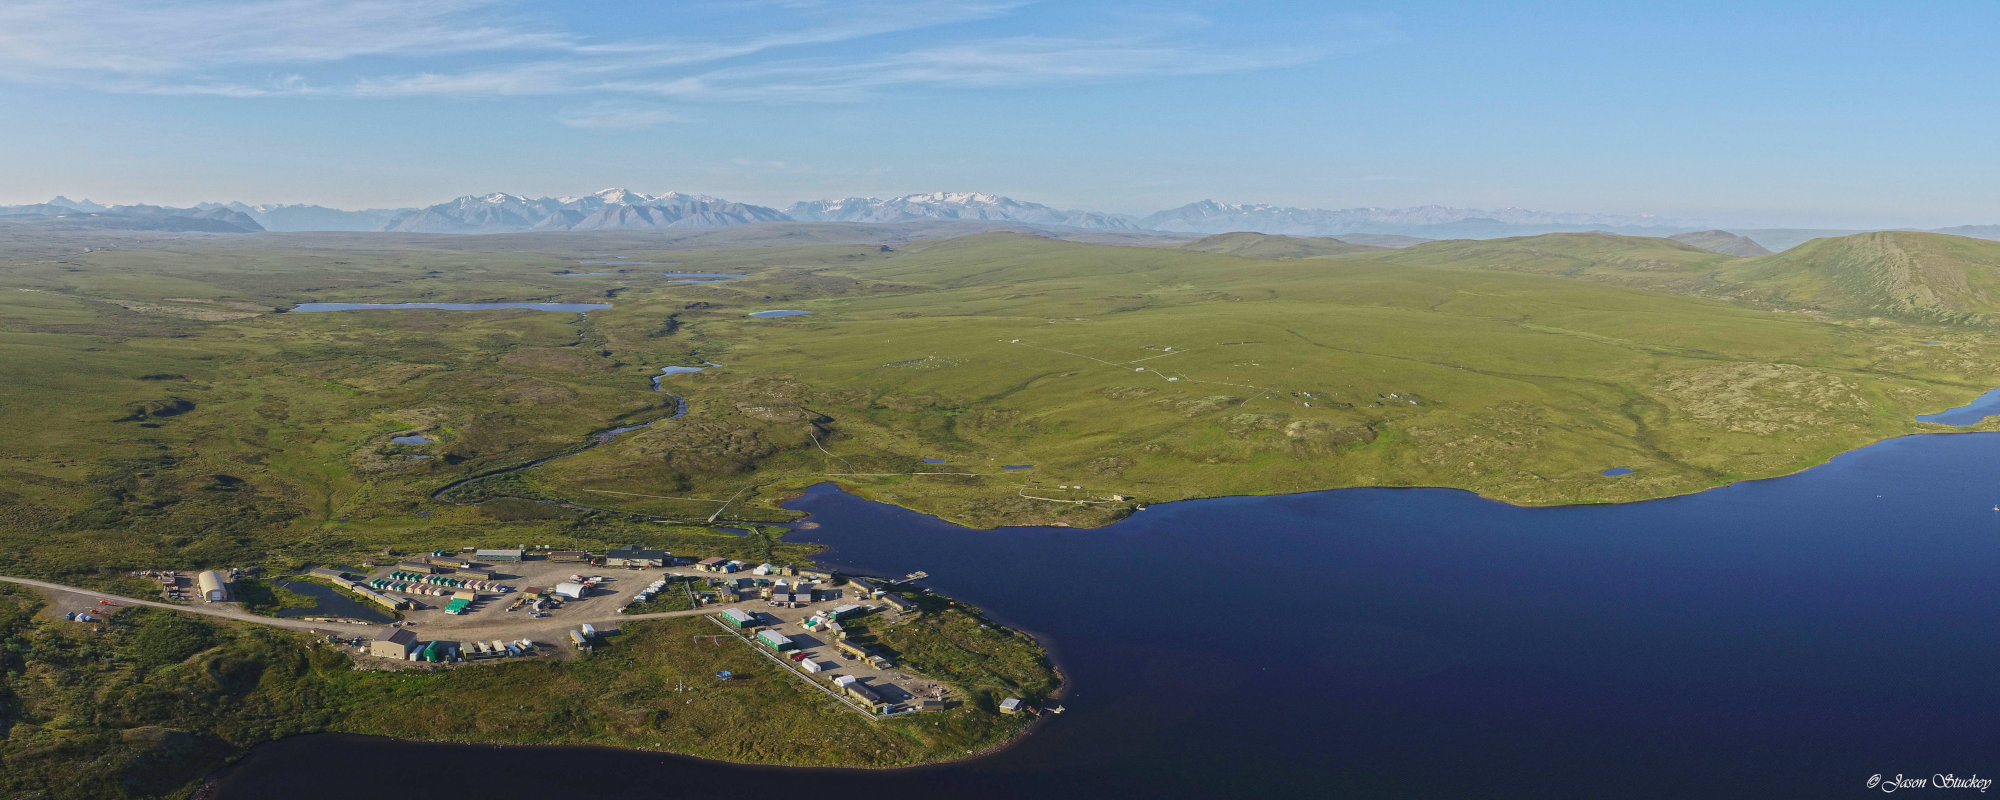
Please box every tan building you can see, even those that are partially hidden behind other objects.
[195,570,231,602]
[370,628,417,659]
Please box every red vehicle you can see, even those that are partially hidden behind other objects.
[98,600,116,605]
[789,651,809,662]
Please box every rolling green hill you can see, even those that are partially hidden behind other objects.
[1175,231,1387,259]
[1355,232,1735,293]
[1669,230,1773,257]
[1717,231,2000,324]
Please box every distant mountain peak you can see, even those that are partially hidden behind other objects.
[47,195,107,212]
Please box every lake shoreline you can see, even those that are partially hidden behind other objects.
[802,424,2000,532]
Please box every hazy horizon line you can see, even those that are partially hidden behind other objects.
[10,188,1994,232]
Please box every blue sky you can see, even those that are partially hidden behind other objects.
[2,1,1996,227]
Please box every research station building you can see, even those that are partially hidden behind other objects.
[370,628,417,659]
[195,570,231,602]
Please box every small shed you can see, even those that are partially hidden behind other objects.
[999,697,1023,714]
[696,557,728,572]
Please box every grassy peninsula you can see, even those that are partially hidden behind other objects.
[0,587,1048,799]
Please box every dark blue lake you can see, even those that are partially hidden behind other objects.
[209,432,2000,799]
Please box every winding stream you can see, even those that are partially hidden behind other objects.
[428,363,716,520]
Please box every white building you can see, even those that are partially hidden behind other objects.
[554,582,588,600]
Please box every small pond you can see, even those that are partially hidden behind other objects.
[922,458,946,465]
[1603,466,1634,476]
[1004,464,1035,470]
[652,364,714,385]
[748,310,810,318]
[390,434,433,445]
[556,272,618,277]
[660,273,748,279]
[288,302,610,313]
[273,580,394,623]
[579,260,680,265]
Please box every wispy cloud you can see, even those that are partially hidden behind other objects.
[556,102,681,130]
[0,1,1383,113]
[611,35,1328,103]
[0,0,567,76]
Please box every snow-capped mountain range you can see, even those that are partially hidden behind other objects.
[0,188,1713,238]
[785,191,1135,230]
[375,189,789,233]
